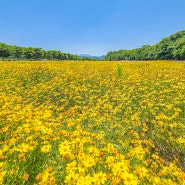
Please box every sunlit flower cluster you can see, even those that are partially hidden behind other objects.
[0,61,185,184]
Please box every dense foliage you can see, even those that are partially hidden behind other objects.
[0,61,185,184]
[105,30,185,60]
[0,43,78,60]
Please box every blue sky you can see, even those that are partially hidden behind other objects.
[1,0,185,56]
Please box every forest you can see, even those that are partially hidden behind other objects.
[105,30,185,61]
[1,30,185,61]
[0,43,78,61]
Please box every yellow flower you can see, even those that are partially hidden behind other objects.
[9,169,15,175]
[41,144,51,153]
[77,163,87,174]
[66,160,77,173]
[0,162,5,170]
[59,140,71,156]
[18,153,26,161]
[76,174,94,185]
[93,172,107,185]
[23,173,29,181]
[18,143,34,153]
[65,172,78,184]
[0,171,6,184]
[83,155,96,168]
[134,166,148,179]
[106,156,115,165]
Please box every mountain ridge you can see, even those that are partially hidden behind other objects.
[78,54,105,60]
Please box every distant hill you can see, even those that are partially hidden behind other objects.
[78,54,105,60]
[105,30,185,60]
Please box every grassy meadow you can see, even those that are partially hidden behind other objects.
[0,61,185,185]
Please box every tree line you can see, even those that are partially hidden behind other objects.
[105,30,185,61]
[0,43,79,60]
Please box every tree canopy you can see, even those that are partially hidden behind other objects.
[105,30,185,61]
[0,43,78,61]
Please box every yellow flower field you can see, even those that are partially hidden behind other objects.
[0,61,185,185]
